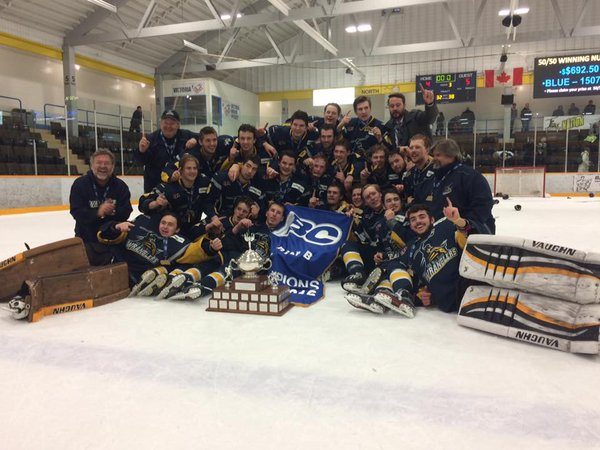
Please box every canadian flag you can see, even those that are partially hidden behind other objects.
[484,67,523,88]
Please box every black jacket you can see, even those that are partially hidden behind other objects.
[134,128,196,192]
[385,104,438,147]
[69,171,132,243]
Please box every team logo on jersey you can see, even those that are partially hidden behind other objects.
[443,184,453,195]
[422,240,458,282]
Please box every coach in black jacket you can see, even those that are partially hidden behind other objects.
[385,85,438,148]
[426,139,495,234]
[69,149,132,265]
[134,109,196,192]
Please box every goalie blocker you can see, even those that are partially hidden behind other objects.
[460,235,600,304]
[458,285,600,354]
[12,263,130,322]
[0,238,90,302]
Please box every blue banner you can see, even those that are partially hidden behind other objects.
[270,206,351,305]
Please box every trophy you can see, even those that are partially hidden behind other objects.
[207,233,292,316]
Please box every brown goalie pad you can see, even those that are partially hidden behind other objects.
[21,263,130,322]
[0,238,90,302]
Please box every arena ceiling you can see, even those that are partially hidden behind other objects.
[1,0,599,83]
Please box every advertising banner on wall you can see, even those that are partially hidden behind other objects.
[165,80,207,97]
[573,174,600,192]
[543,114,599,130]
[224,102,240,120]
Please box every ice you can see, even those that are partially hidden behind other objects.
[1,197,599,449]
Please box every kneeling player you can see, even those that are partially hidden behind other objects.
[346,200,481,316]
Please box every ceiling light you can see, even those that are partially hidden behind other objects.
[140,82,146,88]
[74,64,81,70]
[183,39,208,54]
[237,13,242,18]
[357,24,372,32]
[499,7,529,16]
[87,0,117,13]
[345,25,357,33]
[220,14,231,20]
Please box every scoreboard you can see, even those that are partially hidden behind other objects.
[534,53,600,98]
[415,71,477,105]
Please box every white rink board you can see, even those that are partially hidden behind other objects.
[0,197,599,450]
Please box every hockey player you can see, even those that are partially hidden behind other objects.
[402,134,435,207]
[209,156,265,219]
[152,197,255,300]
[138,154,219,239]
[98,210,223,291]
[304,153,333,208]
[359,144,396,189]
[339,96,391,156]
[69,149,133,266]
[163,126,230,181]
[330,139,363,193]
[198,201,287,295]
[302,124,337,173]
[266,110,315,163]
[354,200,479,315]
[262,151,306,205]
[316,181,352,214]
[340,184,388,293]
[221,124,274,176]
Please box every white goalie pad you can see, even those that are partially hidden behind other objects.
[458,285,600,354]
[460,235,600,304]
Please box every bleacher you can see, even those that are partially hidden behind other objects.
[0,115,76,175]
[51,122,144,176]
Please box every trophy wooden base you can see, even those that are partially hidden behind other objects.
[206,275,293,316]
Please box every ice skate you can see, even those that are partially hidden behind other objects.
[372,289,416,318]
[156,274,187,299]
[341,271,366,293]
[129,269,158,297]
[168,284,203,301]
[345,292,386,314]
[138,272,168,297]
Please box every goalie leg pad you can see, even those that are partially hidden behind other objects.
[460,235,600,304]
[458,285,600,354]
[0,238,89,302]
[21,263,130,322]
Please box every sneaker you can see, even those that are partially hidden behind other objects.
[373,289,416,318]
[130,269,157,297]
[169,284,203,301]
[342,271,366,293]
[139,273,169,297]
[360,267,385,295]
[157,274,187,299]
[345,292,386,314]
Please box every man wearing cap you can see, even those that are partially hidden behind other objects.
[135,109,196,192]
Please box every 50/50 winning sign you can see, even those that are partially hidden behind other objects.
[534,53,600,98]
[416,71,477,104]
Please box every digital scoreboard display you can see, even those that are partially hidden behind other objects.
[415,71,476,105]
[534,53,600,98]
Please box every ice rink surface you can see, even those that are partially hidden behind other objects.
[1,197,599,450]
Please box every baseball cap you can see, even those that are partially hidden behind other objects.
[161,109,180,122]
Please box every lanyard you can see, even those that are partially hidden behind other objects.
[288,130,306,154]
[160,132,178,160]
[91,179,110,204]
[162,238,169,258]
[432,164,461,192]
